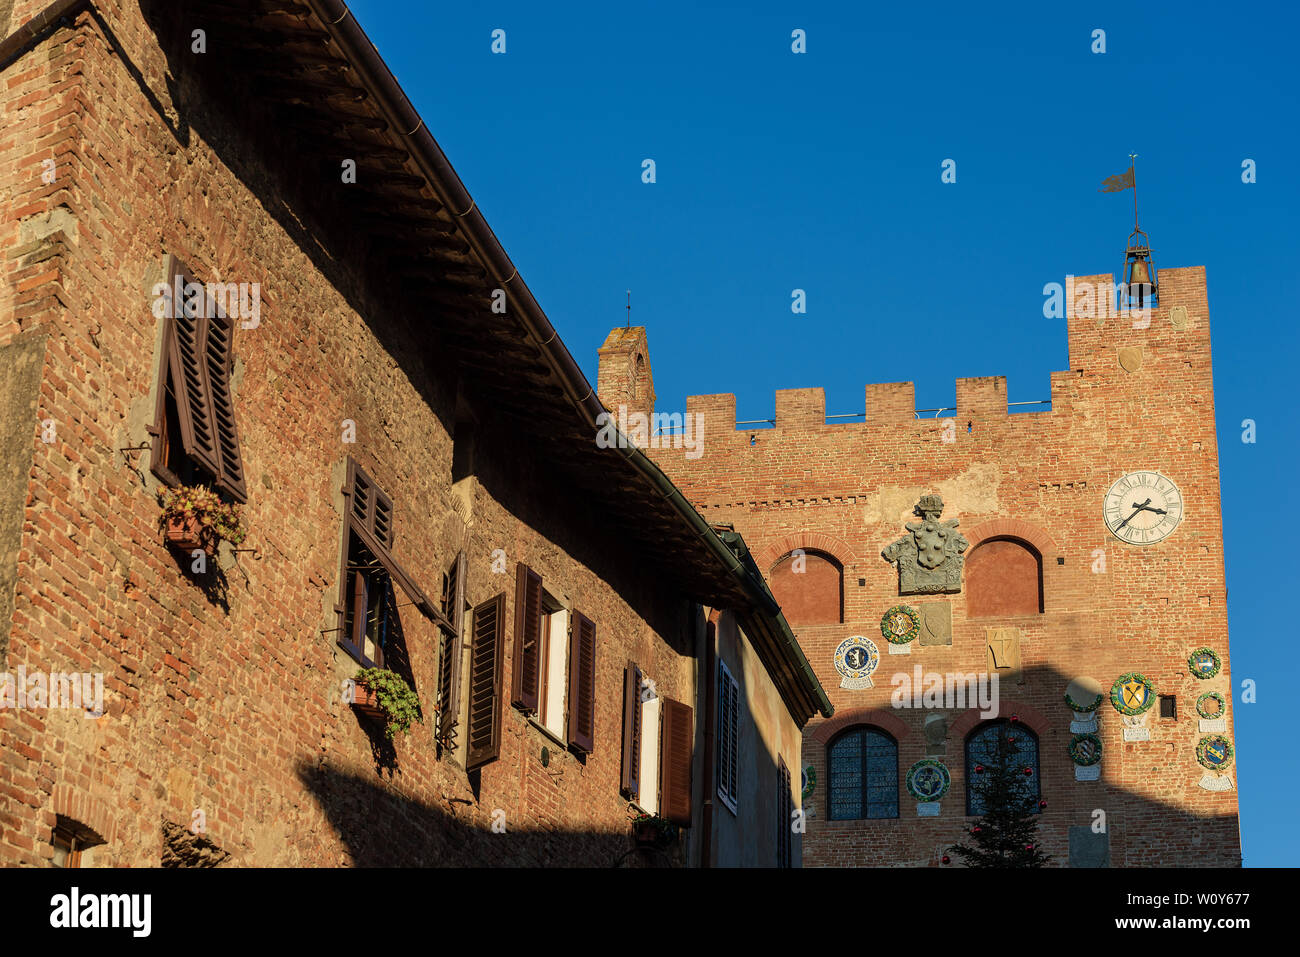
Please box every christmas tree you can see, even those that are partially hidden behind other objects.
[946,718,1051,867]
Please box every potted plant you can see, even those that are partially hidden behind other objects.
[630,811,678,849]
[157,484,247,555]
[352,668,423,740]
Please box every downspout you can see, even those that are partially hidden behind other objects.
[700,617,717,867]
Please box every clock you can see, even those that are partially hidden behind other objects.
[1103,471,1183,545]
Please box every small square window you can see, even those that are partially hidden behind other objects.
[1159,695,1177,719]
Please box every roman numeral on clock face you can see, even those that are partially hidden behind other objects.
[1104,471,1184,546]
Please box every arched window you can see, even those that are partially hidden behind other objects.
[965,537,1042,618]
[769,549,843,625]
[827,726,898,820]
[964,720,1041,816]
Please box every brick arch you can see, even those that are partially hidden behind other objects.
[758,532,861,573]
[964,519,1059,559]
[810,707,910,746]
[51,783,117,844]
[948,700,1050,741]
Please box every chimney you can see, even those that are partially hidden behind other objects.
[597,326,654,419]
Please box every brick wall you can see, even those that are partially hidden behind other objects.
[624,265,1240,867]
[0,4,697,867]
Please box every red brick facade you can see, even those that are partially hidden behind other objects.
[0,1,822,868]
[626,266,1240,866]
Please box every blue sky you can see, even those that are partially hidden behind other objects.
[349,0,1298,865]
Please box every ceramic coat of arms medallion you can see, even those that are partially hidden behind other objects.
[834,636,880,690]
[881,495,969,595]
[906,759,951,802]
[1196,735,1233,771]
[1110,672,1155,716]
[1188,647,1222,679]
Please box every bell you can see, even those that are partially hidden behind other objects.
[1127,255,1154,305]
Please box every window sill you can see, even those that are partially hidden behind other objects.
[525,715,569,753]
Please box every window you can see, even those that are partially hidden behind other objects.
[148,255,247,501]
[965,538,1043,618]
[466,594,505,770]
[769,549,843,625]
[619,661,693,826]
[827,727,899,820]
[51,816,105,868]
[1159,695,1177,719]
[336,459,441,668]
[510,564,595,753]
[965,720,1041,816]
[437,551,467,753]
[715,660,740,813]
[777,757,794,868]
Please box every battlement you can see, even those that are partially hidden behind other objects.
[599,266,1212,440]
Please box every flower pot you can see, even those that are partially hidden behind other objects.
[351,683,385,722]
[165,514,212,554]
[632,820,672,848]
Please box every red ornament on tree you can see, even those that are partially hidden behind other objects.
[972,826,982,834]
[975,765,984,774]
[941,855,951,865]
[1007,735,1016,742]
[1010,714,1019,723]
[1023,767,1033,776]
[1039,800,1048,809]
[1025,844,1034,851]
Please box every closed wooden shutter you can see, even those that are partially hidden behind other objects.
[727,675,740,801]
[466,594,505,770]
[165,279,221,481]
[778,757,793,868]
[202,308,247,501]
[567,611,596,753]
[659,697,693,827]
[620,662,642,799]
[511,563,542,711]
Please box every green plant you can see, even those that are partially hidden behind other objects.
[629,810,678,844]
[157,484,247,551]
[354,667,422,739]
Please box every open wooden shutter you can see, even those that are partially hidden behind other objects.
[343,460,438,621]
[437,552,467,751]
[659,697,693,827]
[620,662,642,799]
[165,264,220,481]
[567,611,596,753]
[511,564,542,712]
[202,307,247,502]
[466,594,505,770]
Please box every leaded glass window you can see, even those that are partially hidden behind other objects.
[965,719,1041,816]
[827,727,898,820]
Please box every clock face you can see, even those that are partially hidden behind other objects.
[1103,471,1184,545]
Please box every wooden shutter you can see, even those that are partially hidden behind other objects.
[659,697,693,827]
[165,274,220,480]
[727,675,739,800]
[466,594,505,770]
[437,552,467,751]
[342,460,437,621]
[567,611,596,753]
[202,308,247,502]
[620,662,642,799]
[511,563,542,711]
[778,757,793,868]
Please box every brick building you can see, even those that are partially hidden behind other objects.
[0,0,830,867]
[615,265,1241,867]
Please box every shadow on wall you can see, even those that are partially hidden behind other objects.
[294,761,676,867]
[806,661,1243,867]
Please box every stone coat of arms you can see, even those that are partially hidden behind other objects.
[881,495,969,595]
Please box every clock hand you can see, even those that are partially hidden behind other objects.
[1112,499,1151,532]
